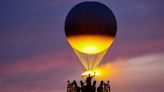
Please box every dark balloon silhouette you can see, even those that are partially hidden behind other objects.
[64,1,117,71]
[65,1,117,37]
[65,1,115,92]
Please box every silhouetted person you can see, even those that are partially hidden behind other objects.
[86,74,92,85]
[92,81,96,92]
[97,81,104,92]
[67,80,73,92]
[85,74,93,92]
[80,80,86,92]
[104,81,111,92]
[73,80,80,92]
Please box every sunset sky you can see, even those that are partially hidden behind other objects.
[0,0,164,92]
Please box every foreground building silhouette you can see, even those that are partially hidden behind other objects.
[67,74,111,92]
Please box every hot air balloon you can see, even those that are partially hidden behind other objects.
[65,1,117,77]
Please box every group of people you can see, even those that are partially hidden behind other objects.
[67,74,111,92]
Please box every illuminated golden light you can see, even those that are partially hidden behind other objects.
[81,70,99,78]
[67,35,114,54]
[81,64,116,80]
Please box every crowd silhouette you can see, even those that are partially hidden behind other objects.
[67,74,111,92]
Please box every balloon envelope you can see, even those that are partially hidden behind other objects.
[65,1,117,70]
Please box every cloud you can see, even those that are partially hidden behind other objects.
[0,50,78,92]
[106,39,164,61]
[0,50,76,75]
[106,53,164,92]
[0,52,164,92]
